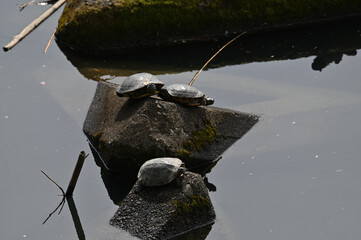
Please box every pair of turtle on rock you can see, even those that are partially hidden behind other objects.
[115,72,214,106]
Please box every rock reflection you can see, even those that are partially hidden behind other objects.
[312,50,357,71]
[57,16,361,80]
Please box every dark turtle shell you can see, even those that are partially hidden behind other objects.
[137,157,185,187]
[116,73,164,99]
[159,84,214,106]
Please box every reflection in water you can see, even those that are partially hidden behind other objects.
[168,223,213,240]
[312,50,357,71]
[67,197,86,240]
[57,16,361,80]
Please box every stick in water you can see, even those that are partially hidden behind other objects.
[44,27,57,54]
[19,0,35,11]
[65,151,89,197]
[3,0,66,52]
[189,31,247,86]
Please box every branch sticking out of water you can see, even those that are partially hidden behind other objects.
[44,27,57,54]
[189,31,247,86]
[41,151,88,224]
[66,151,89,196]
[19,0,35,11]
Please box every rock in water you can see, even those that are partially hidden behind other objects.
[83,81,258,172]
[110,171,215,240]
[56,0,361,55]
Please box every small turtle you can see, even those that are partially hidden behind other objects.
[158,84,214,106]
[116,73,164,99]
[134,157,186,192]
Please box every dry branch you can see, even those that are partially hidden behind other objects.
[65,151,88,196]
[189,32,247,86]
[44,27,57,53]
[3,0,66,52]
[19,0,35,11]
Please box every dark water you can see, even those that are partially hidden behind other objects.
[1,1,361,239]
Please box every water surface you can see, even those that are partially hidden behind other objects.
[1,1,361,239]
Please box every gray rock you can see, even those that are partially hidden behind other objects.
[110,171,215,240]
[83,81,258,172]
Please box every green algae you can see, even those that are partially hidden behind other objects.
[178,119,219,158]
[56,0,361,54]
[174,195,212,216]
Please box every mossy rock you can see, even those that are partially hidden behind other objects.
[83,81,259,172]
[110,171,215,240]
[56,0,361,54]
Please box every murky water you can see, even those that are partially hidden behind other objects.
[1,1,361,239]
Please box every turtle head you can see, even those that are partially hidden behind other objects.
[203,97,214,106]
[146,83,157,96]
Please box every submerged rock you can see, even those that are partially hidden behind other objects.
[56,0,361,55]
[110,171,215,240]
[83,81,258,172]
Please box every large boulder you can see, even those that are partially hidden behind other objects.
[83,81,259,172]
[110,171,215,240]
[56,0,361,55]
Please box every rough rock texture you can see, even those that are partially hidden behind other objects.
[56,0,361,55]
[83,81,259,172]
[110,171,215,240]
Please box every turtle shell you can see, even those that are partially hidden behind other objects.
[137,158,185,187]
[116,73,164,98]
[159,84,214,106]
[163,84,205,99]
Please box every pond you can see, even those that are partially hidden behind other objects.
[1,1,361,239]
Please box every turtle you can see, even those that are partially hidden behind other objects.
[134,157,186,193]
[158,84,214,106]
[115,73,164,99]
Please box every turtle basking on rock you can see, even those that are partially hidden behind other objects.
[116,72,164,99]
[134,157,186,193]
[158,84,214,106]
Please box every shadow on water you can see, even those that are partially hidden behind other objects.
[57,16,361,80]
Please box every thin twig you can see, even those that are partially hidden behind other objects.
[19,0,35,11]
[41,170,65,196]
[44,27,57,54]
[189,31,247,86]
[41,151,88,225]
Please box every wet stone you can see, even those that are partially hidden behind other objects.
[110,171,215,240]
[83,81,259,173]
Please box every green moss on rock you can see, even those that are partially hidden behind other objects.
[178,119,219,157]
[174,195,212,216]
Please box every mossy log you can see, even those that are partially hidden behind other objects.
[56,0,361,55]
